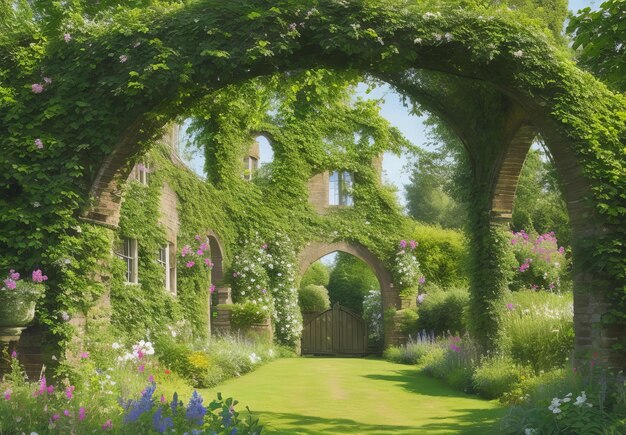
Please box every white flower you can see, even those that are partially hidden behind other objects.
[574,391,587,406]
[552,407,562,414]
[525,428,537,435]
[512,50,523,58]
[112,342,122,350]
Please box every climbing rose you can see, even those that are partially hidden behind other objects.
[31,83,43,93]
[185,261,195,268]
[9,269,19,280]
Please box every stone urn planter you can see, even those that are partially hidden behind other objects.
[0,271,45,343]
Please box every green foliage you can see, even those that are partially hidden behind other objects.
[500,290,574,373]
[394,308,419,334]
[417,285,469,335]
[299,261,330,288]
[512,148,570,246]
[362,289,383,347]
[567,0,626,92]
[420,336,480,393]
[383,334,436,365]
[230,302,269,330]
[472,355,531,400]
[327,252,379,314]
[298,284,330,312]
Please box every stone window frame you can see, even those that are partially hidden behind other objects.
[329,171,354,206]
[116,238,138,284]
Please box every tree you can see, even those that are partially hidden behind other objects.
[327,253,379,314]
[300,261,330,289]
[567,0,626,92]
[512,146,570,245]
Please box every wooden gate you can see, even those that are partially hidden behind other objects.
[301,303,368,355]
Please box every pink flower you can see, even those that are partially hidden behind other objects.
[138,364,145,373]
[148,374,154,382]
[204,258,213,267]
[185,261,195,268]
[52,413,60,421]
[449,344,460,353]
[209,284,216,294]
[3,279,16,290]
[196,249,204,256]
[32,83,44,93]
[63,409,70,417]
[399,240,407,249]
[79,351,89,359]
[9,269,19,280]
[102,419,113,430]
[137,350,144,359]
[10,350,17,359]
[78,407,86,421]
[38,377,47,396]
[63,33,72,42]
[65,385,75,400]
[47,385,54,394]
[200,243,208,251]
[119,54,128,63]
[160,394,166,403]
[261,244,268,249]
[35,138,44,149]
[195,235,201,241]
[418,276,426,285]
[181,245,192,257]
[3,388,11,400]
[506,303,515,311]
[409,240,417,249]
[32,269,48,283]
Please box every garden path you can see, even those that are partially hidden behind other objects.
[203,357,505,434]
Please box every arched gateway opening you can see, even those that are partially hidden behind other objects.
[298,242,400,350]
[2,1,623,368]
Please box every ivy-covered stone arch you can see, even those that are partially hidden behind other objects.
[297,241,398,346]
[1,0,624,366]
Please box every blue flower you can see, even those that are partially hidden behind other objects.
[185,390,207,425]
[123,382,156,423]
[152,407,174,433]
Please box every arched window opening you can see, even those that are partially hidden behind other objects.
[243,135,274,181]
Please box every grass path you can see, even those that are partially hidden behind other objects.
[203,357,505,434]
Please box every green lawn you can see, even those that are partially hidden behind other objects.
[203,357,506,434]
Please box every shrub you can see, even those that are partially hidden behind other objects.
[383,333,436,365]
[472,355,531,399]
[417,285,469,335]
[420,336,479,393]
[231,301,268,329]
[508,230,570,292]
[363,289,383,347]
[300,261,330,288]
[409,223,469,287]
[500,290,574,373]
[298,284,331,312]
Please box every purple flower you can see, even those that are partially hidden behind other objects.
[52,413,60,421]
[78,407,86,421]
[3,388,12,400]
[9,269,19,280]
[123,382,156,423]
[185,261,195,268]
[102,420,113,430]
[79,351,89,359]
[32,83,44,93]
[417,293,426,304]
[64,409,70,417]
[399,240,407,249]
[449,344,460,353]
[506,303,515,311]
[65,385,75,399]
[64,33,72,42]
[418,276,426,285]
[10,351,17,359]
[3,279,16,290]
[209,284,216,294]
[61,311,70,321]
[153,407,174,433]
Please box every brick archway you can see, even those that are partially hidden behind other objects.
[298,241,402,347]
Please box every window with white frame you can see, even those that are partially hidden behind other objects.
[329,171,354,206]
[157,244,177,295]
[242,156,258,181]
[116,238,138,283]
[136,162,150,185]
